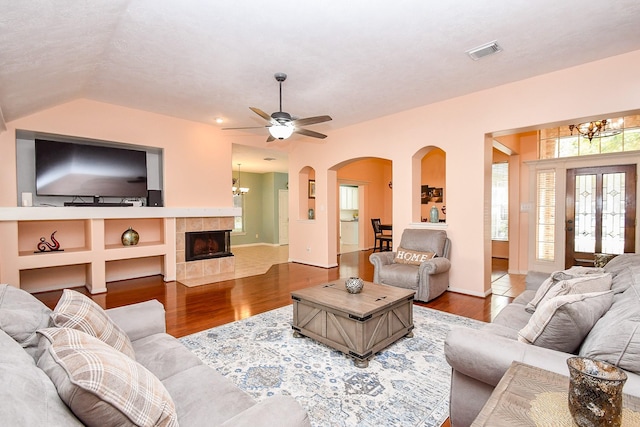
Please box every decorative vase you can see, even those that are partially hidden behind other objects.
[121,227,140,246]
[567,356,627,427]
[345,277,364,294]
[430,205,439,223]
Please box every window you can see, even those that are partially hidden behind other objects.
[539,114,640,159]
[491,163,509,240]
[536,170,556,261]
[232,194,245,233]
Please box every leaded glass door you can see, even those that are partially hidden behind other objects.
[565,165,636,268]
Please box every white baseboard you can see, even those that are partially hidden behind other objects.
[447,286,492,298]
[289,259,338,269]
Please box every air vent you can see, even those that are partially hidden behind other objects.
[466,41,502,61]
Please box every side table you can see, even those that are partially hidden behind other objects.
[472,361,640,426]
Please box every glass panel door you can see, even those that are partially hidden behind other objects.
[566,165,635,268]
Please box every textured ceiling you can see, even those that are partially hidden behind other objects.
[2,0,640,172]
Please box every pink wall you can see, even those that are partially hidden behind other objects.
[287,49,640,296]
[0,99,232,208]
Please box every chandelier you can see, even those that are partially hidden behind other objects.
[232,163,249,195]
[569,119,622,141]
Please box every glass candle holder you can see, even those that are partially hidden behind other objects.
[567,356,627,427]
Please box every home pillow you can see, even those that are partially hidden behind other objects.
[394,247,435,265]
[518,291,614,353]
[36,327,178,427]
[525,272,611,314]
[51,289,135,359]
[0,284,52,360]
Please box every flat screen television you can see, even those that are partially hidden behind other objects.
[35,139,148,199]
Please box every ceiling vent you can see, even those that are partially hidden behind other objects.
[466,41,502,61]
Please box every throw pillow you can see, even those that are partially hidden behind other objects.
[525,272,611,314]
[518,291,614,353]
[37,327,178,427]
[394,247,435,265]
[594,253,618,268]
[531,273,612,312]
[0,284,52,360]
[579,266,640,374]
[51,289,135,359]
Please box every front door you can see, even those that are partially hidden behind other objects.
[565,165,636,268]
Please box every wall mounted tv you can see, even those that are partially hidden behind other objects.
[35,139,148,201]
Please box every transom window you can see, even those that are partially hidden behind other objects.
[539,114,640,159]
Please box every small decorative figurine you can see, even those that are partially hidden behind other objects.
[345,277,364,294]
[121,227,140,246]
[36,231,63,252]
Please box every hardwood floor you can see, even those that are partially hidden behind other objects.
[34,251,525,338]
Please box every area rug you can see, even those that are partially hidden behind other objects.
[179,304,484,427]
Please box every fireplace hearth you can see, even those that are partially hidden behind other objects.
[185,230,232,262]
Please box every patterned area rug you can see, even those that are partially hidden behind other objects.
[180,304,484,427]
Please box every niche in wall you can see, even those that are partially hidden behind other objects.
[15,130,163,207]
[419,147,446,222]
[299,166,316,220]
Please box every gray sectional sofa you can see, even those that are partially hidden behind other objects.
[445,253,640,427]
[0,284,310,427]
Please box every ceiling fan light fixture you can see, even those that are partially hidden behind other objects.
[269,124,294,140]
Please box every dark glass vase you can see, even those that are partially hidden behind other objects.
[567,357,627,427]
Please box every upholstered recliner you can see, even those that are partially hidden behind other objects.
[369,228,451,302]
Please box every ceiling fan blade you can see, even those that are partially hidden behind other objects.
[291,115,332,127]
[249,107,276,123]
[266,134,275,143]
[222,126,268,130]
[294,128,327,139]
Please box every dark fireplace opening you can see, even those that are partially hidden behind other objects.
[185,230,232,262]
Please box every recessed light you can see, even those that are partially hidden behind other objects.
[466,41,502,61]
[215,117,224,124]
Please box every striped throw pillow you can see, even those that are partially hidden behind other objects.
[51,289,135,359]
[37,327,177,427]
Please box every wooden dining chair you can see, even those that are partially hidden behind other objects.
[371,218,392,252]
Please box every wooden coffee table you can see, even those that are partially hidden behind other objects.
[291,280,415,367]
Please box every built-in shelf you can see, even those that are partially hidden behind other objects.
[1,207,242,294]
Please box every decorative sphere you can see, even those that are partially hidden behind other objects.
[121,227,140,246]
[345,277,364,294]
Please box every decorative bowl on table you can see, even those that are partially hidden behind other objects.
[345,277,364,294]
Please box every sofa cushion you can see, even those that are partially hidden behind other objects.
[525,271,610,313]
[162,364,256,425]
[377,263,419,289]
[0,329,83,426]
[0,284,52,360]
[132,333,203,381]
[393,247,435,265]
[51,289,135,359]
[518,291,613,353]
[37,327,178,427]
[398,229,447,257]
[580,266,640,374]
[605,254,640,293]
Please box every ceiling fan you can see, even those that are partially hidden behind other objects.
[223,73,332,142]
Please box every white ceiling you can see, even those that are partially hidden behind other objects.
[2,1,640,173]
